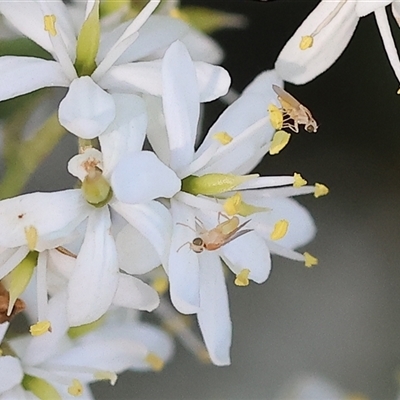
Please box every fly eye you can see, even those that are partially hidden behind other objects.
[306,125,315,133]
[192,237,204,246]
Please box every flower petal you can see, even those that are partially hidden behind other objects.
[111,151,181,204]
[0,57,70,102]
[67,208,119,326]
[356,0,392,17]
[111,200,172,265]
[0,356,23,393]
[113,274,160,311]
[58,76,116,139]
[197,251,231,366]
[275,0,359,84]
[168,199,200,314]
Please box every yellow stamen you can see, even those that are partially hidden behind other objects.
[145,352,164,372]
[270,220,289,240]
[268,104,283,130]
[44,15,57,36]
[29,320,52,336]
[300,35,314,50]
[213,131,233,145]
[94,371,118,386]
[152,277,169,296]
[223,192,242,216]
[24,226,38,251]
[68,379,83,397]
[314,183,329,198]
[234,269,250,286]
[303,252,318,268]
[397,88,400,95]
[269,130,291,155]
[293,172,307,188]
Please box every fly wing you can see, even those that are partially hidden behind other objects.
[223,228,253,245]
[272,84,301,108]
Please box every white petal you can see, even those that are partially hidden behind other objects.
[162,41,199,172]
[116,224,161,275]
[99,94,147,175]
[111,151,181,204]
[0,356,23,393]
[222,232,271,284]
[168,199,200,314]
[111,200,172,265]
[1,385,35,400]
[67,208,119,326]
[356,0,392,17]
[197,251,231,366]
[0,189,89,250]
[67,148,103,182]
[113,274,160,311]
[0,322,9,343]
[275,0,359,84]
[58,76,116,139]
[0,57,69,102]
[0,1,76,58]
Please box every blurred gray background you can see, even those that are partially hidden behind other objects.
[22,0,400,399]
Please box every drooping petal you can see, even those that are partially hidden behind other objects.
[67,208,119,326]
[0,356,23,393]
[275,0,359,84]
[116,224,161,275]
[168,199,200,314]
[162,40,199,172]
[222,231,271,284]
[113,274,160,311]
[58,76,116,139]
[99,94,147,176]
[111,151,181,204]
[0,190,89,250]
[111,200,172,266]
[197,251,231,366]
[0,57,70,102]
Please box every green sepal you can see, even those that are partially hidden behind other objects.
[22,375,62,400]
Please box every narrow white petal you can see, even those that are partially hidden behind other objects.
[222,232,271,284]
[0,57,69,102]
[356,0,392,17]
[0,190,89,250]
[0,322,9,343]
[162,41,199,172]
[168,200,200,314]
[111,200,172,265]
[67,208,119,326]
[113,274,160,311]
[111,151,181,204]
[197,252,231,366]
[99,94,147,175]
[0,356,23,393]
[275,0,359,84]
[58,76,116,139]
[116,224,161,275]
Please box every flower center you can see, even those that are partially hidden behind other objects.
[82,167,113,208]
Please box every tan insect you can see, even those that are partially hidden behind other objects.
[272,84,318,133]
[177,213,253,253]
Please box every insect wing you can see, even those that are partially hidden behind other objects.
[221,220,253,246]
[272,84,302,109]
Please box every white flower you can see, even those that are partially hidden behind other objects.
[275,0,400,85]
[0,0,230,138]
[0,293,174,399]
[144,40,320,365]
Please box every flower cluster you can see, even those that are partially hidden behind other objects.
[0,0,328,398]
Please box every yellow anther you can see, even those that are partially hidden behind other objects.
[269,130,291,155]
[94,371,118,386]
[44,15,57,36]
[234,269,250,287]
[152,277,169,296]
[169,8,189,23]
[293,172,307,188]
[24,226,38,251]
[270,220,289,240]
[268,104,283,130]
[29,320,52,336]
[303,252,318,268]
[145,352,164,372]
[197,349,212,364]
[300,35,314,50]
[397,88,400,95]
[314,183,329,198]
[213,131,233,145]
[223,192,242,216]
[68,379,83,397]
